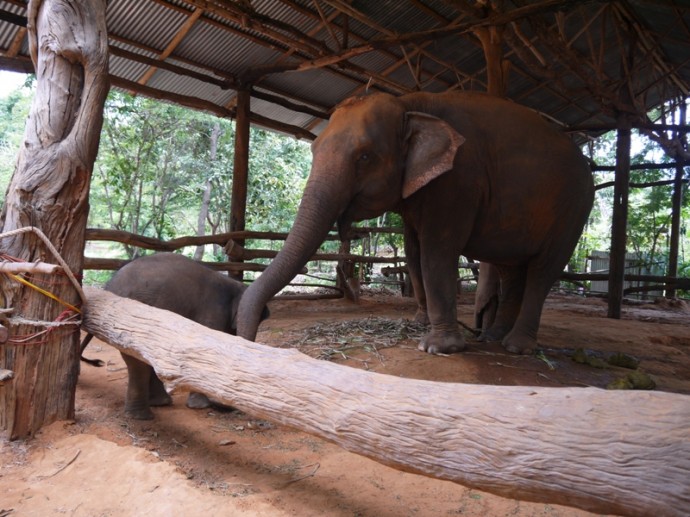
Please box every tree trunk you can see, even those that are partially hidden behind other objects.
[83,287,690,517]
[194,122,221,261]
[0,0,109,439]
[475,25,509,97]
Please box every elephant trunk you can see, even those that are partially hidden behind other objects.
[237,174,347,341]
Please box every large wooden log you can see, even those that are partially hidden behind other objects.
[82,287,690,517]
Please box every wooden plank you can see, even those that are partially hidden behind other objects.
[82,286,690,517]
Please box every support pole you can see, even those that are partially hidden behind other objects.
[608,116,632,319]
[474,25,508,97]
[666,100,687,298]
[229,87,251,281]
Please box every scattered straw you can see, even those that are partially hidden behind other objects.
[281,317,428,363]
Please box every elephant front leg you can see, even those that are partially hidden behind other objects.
[416,253,465,355]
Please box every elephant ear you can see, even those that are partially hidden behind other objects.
[402,112,465,199]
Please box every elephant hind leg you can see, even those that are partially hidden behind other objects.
[148,373,173,407]
[480,265,525,343]
[121,354,156,420]
[501,259,562,355]
[186,392,212,409]
[474,262,500,335]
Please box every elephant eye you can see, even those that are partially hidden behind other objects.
[359,153,369,162]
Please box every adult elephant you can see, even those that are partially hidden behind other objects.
[238,91,594,355]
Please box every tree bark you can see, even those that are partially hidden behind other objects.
[82,287,690,517]
[0,0,109,439]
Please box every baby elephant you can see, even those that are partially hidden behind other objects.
[84,253,269,420]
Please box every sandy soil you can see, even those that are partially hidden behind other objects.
[1,290,689,516]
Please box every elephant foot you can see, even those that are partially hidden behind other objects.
[477,324,511,343]
[149,392,173,407]
[125,404,155,420]
[413,308,430,326]
[186,392,212,409]
[418,331,465,355]
[502,331,537,355]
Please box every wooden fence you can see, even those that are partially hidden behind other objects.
[84,227,414,299]
[84,228,690,299]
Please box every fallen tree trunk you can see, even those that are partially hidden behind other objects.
[82,287,689,517]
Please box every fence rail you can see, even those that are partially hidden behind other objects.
[84,228,689,299]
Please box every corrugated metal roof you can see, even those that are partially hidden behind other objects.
[0,0,688,139]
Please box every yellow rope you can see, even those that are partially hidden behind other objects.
[0,226,86,303]
[7,273,82,314]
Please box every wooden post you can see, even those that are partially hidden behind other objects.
[607,115,632,319]
[474,25,508,97]
[82,287,690,517]
[230,87,251,281]
[666,100,687,298]
[0,0,109,439]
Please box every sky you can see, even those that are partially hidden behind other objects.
[0,70,29,98]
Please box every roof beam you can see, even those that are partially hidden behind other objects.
[321,0,472,90]
[108,34,331,121]
[109,75,316,140]
[137,5,205,86]
[245,0,594,79]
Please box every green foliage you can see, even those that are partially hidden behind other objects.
[88,90,311,259]
[91,91,218,254]
[0,79,33,205]
[583,127,689,295]
[246,128,310,234]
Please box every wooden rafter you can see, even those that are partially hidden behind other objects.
[321,0,475,90]
[0,0,688,139]
[137,5,205,86]
[109,75,316,140]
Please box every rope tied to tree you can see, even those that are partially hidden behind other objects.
[5,272,81,313]
[6,311,81,346]
[1,226,85,345]
[0,226,86,305]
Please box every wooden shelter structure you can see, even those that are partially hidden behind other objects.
[2,0,687,298]
[0,2,689,511]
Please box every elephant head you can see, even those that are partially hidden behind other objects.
[237,93,465,340]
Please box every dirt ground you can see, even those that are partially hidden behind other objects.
[2,290,689,516]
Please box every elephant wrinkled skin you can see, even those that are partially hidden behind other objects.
[238,91,594,355]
